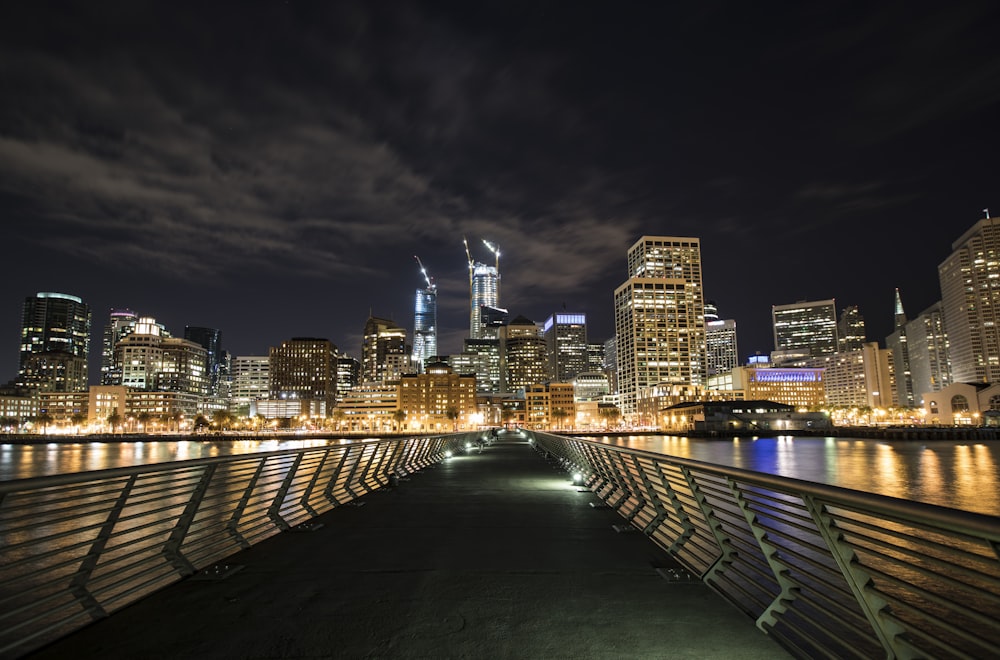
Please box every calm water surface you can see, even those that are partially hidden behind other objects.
[3,434,999,516]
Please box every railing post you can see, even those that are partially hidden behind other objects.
[343,445,366,499]
[649,459,697,556]
[300,447,331,516]
[227,457,267,549]
[163,464,216,576]
[70,474,137,619]
[267,452,304,531]
[726,477,801,634]
[324,446,352,505]
[630,455,670,536]
[680,466,733,583]
[803,495,911,659]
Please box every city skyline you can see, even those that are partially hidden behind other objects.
[2,2,998,382]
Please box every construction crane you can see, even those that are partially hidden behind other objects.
[482,239,500,271]
[413,255,435,290]
[463,236,474,288]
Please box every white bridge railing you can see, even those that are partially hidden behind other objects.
[528,431,1000,659]
[0,434,467,657]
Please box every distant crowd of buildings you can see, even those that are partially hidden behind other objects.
[3,214,1000,435]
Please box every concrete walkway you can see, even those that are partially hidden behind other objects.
[30,437,788,659]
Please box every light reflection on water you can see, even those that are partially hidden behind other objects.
[586,434,1000,516]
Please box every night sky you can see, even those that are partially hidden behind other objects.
[2,1,998,383]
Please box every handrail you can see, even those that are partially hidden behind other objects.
[0,433,471,657]
[528,430,1000,660]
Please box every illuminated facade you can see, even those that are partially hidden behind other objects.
[469,262,500,340]
[906,302,951,404]
[708,366,826,409]
[501,316,549,393]
[184,326,225,395]
[334,382,400,432]
[807,343,896,408]
[543,313,588,381]
[885,289,914,407]
[269,337,338,408]
[412,284,437,372]
[398,362,477,431]
[614,236,707,418]
[837,305,867,352]
[524,382,576,429]
[938,215,1000,384]
[706,317,739,377]
[117,319,209,396]
[18,292,91,392]
[771,299,838,363]
[230,355,270,415]
[362,316,407,383]
[101,308,138,385]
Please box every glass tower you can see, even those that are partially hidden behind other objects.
[18,292,91,391]
[412,285,437,372]
[772,299,838,362]
[469,262,499,340]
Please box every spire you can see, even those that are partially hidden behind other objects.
[893,288,907,329]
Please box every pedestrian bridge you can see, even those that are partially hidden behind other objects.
[1,431,998,658]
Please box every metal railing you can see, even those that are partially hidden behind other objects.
[0,434,468,657]
[528,431,1000,659]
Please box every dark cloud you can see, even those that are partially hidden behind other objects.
[0,0,998,378]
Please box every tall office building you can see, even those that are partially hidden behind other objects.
[906,302,951,402]
[362,316,408,383]
[116,317,209,395]
[772,299,838,363]
[885,290,914,407]
[17,292,91,391]
[837,305,867,353]
[469,262,500,340]
[269,338,338,408]
[704,301,739,377]
[543,313,588,381]
[412,281,437,372]
[230,355,270,416]
[501,315,549,393]
[603,336,618,395]
[614,236,707,418]
[100,308,138,385]
[184,326,224,395]
[938,215,1000,384]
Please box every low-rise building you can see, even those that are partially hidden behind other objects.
[662,400,832,433]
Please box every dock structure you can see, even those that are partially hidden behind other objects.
[27,437,784,659]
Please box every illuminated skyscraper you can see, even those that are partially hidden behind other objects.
[906,301,951,401]
[885,289,914,407]
[101,308,138,385]
[501,315,549,393]
[362,316,407,383]
[269,337,337,408]
[614,236,707,418]
[772,299,838,363]
[469,262,500,339]
[184,326,224,395]
[705,301,739,377]
[837,305,867,352]
[412,285,437,372]
[939,214,1000,384]
[543,312,588,381]
[17,292,91,392]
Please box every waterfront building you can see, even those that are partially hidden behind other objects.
[543,313,588,381]
[923,381,1000,425]
[362,316,408,383]
[37,390,88,427]
[100,308,138,385]
[230,356,270,416]
[184,326,225,395]
[808,342,896,409]
[269,337,338,410]
[116,318,209,396]
[885,289,915,407]
[0,389,38,431]
[614,236,708,419]
[500,316,550,394]
[17,292,91,392]
[572,371,610,401]
[333,382,400,432]
[837,305,867,353]
[771,299,838,364]
[708,366,826,409]
[87,385,128,428]
[524,382,576,429]
[398,362,477,432]
[705,302,739,377]
[661,400,831,433]
[938,215,1000,384]
[906,302,951,404]
[412,281,437,372]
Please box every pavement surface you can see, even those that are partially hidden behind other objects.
[29,436,789,659]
